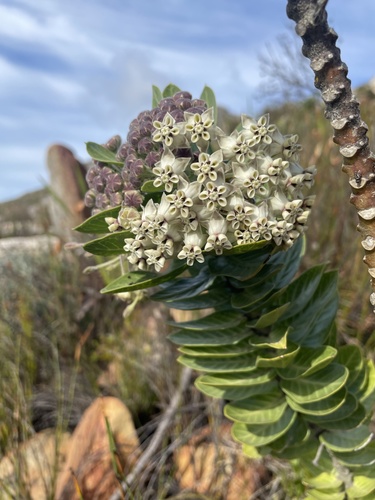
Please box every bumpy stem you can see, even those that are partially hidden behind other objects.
[286,0,375,307]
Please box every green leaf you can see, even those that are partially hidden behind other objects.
[358,360,375,402]
[100,262,187,294]
[200,85,217,122]
[168,324,251,346]
[254,303,291,329]
[250,326,289,349]
[178,340,254,358]
[223,240,271,255]
[303,393,359,426]
[346,467,375,498]
[224,393,288,425]
[256,344,300,369]
[140,179,164,193]
[198,369,275,387]
[178,353,257,373]
[306,490,345,500]
[276,346,337,380]
[162,83,181,98]
[303,472,344,490]
[152,85,163,108]
[280,364,348,404]
[320,425,373,453]
[286,387,347,416]
[151,268,215,302]
[74,205,122,234]
[231,407,297,447]
[269,235,303,289]
[231,279,277,310]
[162,286,229,310]
[334,442,375,468]
[83,230,131,256]
[208,246,271,280]
[268,416,310,453]
[195,378,278,401]
[168,310,245,331]
[337,344,364,386]
[86,142,124,165]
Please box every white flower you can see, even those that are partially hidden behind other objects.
[152,148,190,192]
[184,107,215,145]
[225,191,255,230]
[152,112,185,147]
[218,130,256,163]
[242,114,276,145]
[144,248,166,272]
[231,163,270,199]
[166,179,201,218]
[105,217,119,232]
[117,206,141,230]
[257,155,289,185]
[234,228,255,245]
[269,131,302,161]
[199,179,231,211]
[204,213,232,254]
[177,231,206,266]
[190,150,224,183]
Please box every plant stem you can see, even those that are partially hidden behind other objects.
[286,0,375,307]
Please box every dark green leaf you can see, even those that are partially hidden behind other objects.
[178,339,254,358]
[200,85,217,123]
[86,142,124,165]
[254,303,291,329]
[100,262,187,294]
[334,442,375,467]
[276,345,337,380]
[231,278,277,310]
[198,369,275,387]
[223,240,271,255]
[83,230,131,256]
[303,394,360,427]
[224,393,287,425]
[256,344,300,369]
[74,205,122,234]
[168,324,251,346]
[162,83,181,97]
[151,268,215,302]
[286,387,347,416]
[320,425,372,453]
[208,246,271,280]
[162,286,229,310]
[152,85,163,108]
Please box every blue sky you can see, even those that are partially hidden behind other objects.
[1,0,375,202]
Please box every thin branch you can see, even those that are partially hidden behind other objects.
[109,367,192,500]
[286,0,375,308]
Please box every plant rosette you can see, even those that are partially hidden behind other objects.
[76,85,375,499]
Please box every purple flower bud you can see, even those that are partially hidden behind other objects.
[124,190,143,208]
[173,91,192,101]
[185,106,206,115]
[86,164,101,185]
[127,130,140,147]
[145,150,162,168]
[84,189,97,208]
[125,153,138,169]
[169,109,185,122]
[92,175,105,193]
[159,97,176,111]
[139,120,154,136]
[137,136,154,155]
[106,172,123,193]
[109,192,124,206]
[137,110,152,121]
[191,99,207,109]
[104,135,122,152]
[96,193,110,209]
[100,166,113,179]
[174,98,192,111]
[116,143,135,161]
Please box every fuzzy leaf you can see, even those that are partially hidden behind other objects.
[280,364,348,404]
[83,231,131,256]
[74,205,122,234]
[162,286,229,310]
[231,407,297,447]
[86,142,124,165]
[100,262,187,294]
[162,83,181,97]
[151,268,215,302]
[152,85,163,108]
[208,246,271,280]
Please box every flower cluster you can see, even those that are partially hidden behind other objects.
[90,89,316,272]
[84,92,207,213]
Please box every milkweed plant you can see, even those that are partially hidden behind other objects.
[76,84,375,499]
